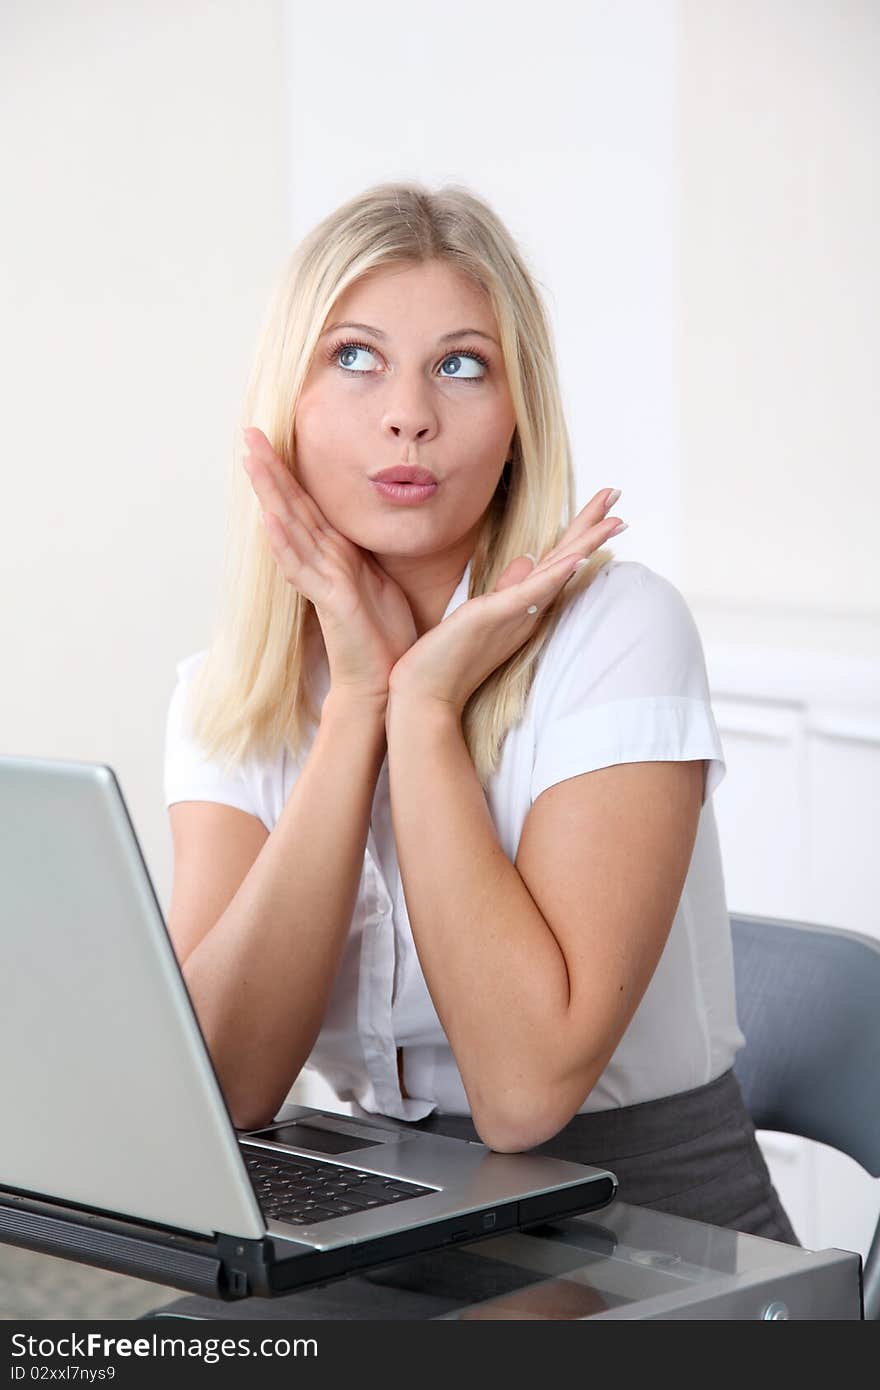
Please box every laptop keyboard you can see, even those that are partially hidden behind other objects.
[242,1149,435,1226]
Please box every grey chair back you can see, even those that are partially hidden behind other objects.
[730,911,880,1319]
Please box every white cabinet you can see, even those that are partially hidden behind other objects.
[706,641,880,1262]
[709,701,809,920]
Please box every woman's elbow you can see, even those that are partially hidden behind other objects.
[474,1066,602,1152]
[474,1096,576,1154]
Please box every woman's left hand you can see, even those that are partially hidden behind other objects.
[386,489,625,717]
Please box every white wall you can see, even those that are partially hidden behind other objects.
[681,0,879,622]
[1,1,288,905]
[282,0,679,578]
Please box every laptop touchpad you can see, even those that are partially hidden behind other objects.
[245,1121,383,1154]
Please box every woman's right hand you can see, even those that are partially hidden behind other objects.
[242,427,419,705]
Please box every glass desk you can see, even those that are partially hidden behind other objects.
[136,1200,863,1321]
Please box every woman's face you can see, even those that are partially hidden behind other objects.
[293,260,517,559]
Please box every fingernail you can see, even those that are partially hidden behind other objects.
[608,521,628,537]
[605,488,622,510]
[573,558,590,570]
[525,552,537,564]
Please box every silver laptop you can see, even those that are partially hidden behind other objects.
[0,754,617,1302]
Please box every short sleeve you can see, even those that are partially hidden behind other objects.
[530,562,726,807]
[164,651,264,823]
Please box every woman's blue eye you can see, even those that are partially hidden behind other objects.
[335,343,377,373]
[438,353,486,380]
[328,340,488,382]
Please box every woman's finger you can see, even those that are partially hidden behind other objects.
[243,427,329,534]
[240,439,322,558]
[494,555,536,591]
[539,489,613,563]
[244,442,341,574]
[494,490,625,600]
[504,550,600,619]
[243,444,302,529]
[535,488,621,570]
[259,508,332,606]
[259,508,306,572]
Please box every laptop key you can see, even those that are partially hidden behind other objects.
[342,1189,383,1209]
[299,1207,338,1222]
[368,1188,410,1202]
[357,1182,403,1201]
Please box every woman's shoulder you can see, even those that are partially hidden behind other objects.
[552,557,693,649]
[173,647,209,688]
[530,557,708,715]
[166,647,274,774]
[164,647,286,824]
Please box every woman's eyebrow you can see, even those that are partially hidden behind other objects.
[321,320,499,347]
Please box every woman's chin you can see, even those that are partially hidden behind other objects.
[339,526,449,559]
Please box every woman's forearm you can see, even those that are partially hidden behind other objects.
[183,691,388,1130]
[386,693,571,1150]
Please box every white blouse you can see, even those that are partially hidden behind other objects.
[164,557,745,1123]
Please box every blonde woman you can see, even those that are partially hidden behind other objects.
[162,182,798,1313]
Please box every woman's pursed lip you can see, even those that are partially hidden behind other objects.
[369,478,440,505]
[370,467,438,485]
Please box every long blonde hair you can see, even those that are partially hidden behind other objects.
[187,181,615,789]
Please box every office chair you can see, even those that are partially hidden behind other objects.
[730,911,880,1320]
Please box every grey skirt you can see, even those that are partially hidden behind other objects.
[145,1066,799,1321]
